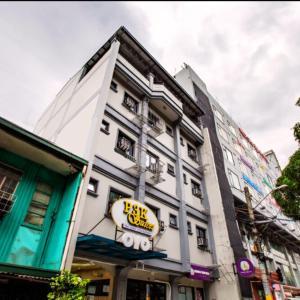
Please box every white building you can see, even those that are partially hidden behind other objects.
[175,64,300,299]
[34,27,243,300]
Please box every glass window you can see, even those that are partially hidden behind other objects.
[228,169,240,190]
[123,93,138,113]
[187,144,197,161]
[229,124,237,136]
[146,151,161,173]
[196,226,208,249]
[146,203,160,219]
[110,81,118,92]
[24,182,52,227]
[191,180,202,199]
[183,173,188,185]
[167,164,175,175]
[116,131,135,158]
[100,120,110,133]
[180,137,184,146]
[214,109,224,122]
[88,178,98,194]
[217,125,228,142]
[169,214,178,228]
[148,110,160,128]
[223,147,234,165]
[107,189,130,216]
[166,125,173,136]
[187,221,192,234]
[0,164,21,216]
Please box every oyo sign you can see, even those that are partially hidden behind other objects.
[111,199,159,251]
[236,258,255,278]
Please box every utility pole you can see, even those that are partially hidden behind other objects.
[244,186,273,300]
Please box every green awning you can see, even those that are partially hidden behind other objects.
[76,234,167,260]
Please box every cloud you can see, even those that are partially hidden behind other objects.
[0,2,299,168]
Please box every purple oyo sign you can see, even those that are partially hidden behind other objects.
[188,264,212,281]
[236,258,255,278]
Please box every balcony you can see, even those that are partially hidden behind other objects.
[145,161,165,185]
[132,113,165,138]
[197,237,208,249]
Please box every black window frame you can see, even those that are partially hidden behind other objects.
[166,125,173,137]
[169,213,178,229]
[106,188,130,217]
[191,180,202,199]
[110,81,118,93]
[87,178,99,197]
[86,279,110,296]
[100,120,110,135]
[115,130,136,162]
[183,173,188,185]
[196,226,208,250]
[167,164,175,176]
[180,137,184,146]
[146,151,160,173]
[187,221,192,235]
[122,92,139,114]
[187,144,198,161]
[148,110,160,128]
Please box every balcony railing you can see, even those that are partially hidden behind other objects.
[0,190,16,219]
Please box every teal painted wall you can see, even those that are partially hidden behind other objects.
[0,149,82,272]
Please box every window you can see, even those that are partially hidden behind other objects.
[24,182,52,227]
[123,93,138,113]
[196,226,208,249]
[167,164,175,176]
[148,110,160,128]
[214,108,223,122]
[228,124,236,136]
[180,137,184,146]
[187,144,197,161]
[234,142,243,155]
[217,125,228,142]
[228,169,240,190]
[166,125,173,137]
[191,180,202,199]
[87,279,110,296]
[187,221,192,234]
[183,173,188,185]
[146,151,161,173]
[146,203,160,219]
[100,120,110,134]
[169,214,178,228]
[87,178,98,196]
[107,188,130,216]
[115,131,135,161]
[110,81,118,92]
[223,147,234,165]
[0,164,21,216]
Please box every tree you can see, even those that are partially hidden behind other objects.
[47,270,90,300]
[273,99,300,219]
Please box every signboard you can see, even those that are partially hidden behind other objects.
[111,199,160,251]
[236,258,255,277]
[188,264,212,281]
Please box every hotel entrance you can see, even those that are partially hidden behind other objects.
[126,279,166,300]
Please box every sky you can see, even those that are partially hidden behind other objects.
[0,1,299,168]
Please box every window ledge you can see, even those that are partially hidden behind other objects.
[114,148,136,162]
[169,224,179,230]
[167,171,176,177]
[100,128,110,135]
[87,190,98,198]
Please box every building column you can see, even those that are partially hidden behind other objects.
[291,251,300,287]
[112,265,132,300]
[170,276,180,300]
[174,123,190,272]
[283,246,299,287]
[135,97,149,202]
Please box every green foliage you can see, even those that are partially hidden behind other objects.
[47,270,90,300]
[273,149,300,219]
[294,122,300,143]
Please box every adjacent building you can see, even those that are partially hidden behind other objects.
[34,27,245,300]
[0,117,87,298]
[175,64,300,300]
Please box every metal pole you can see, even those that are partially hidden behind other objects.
[244,186,273,300]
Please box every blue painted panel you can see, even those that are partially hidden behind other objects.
[7,226,41,266]
[242,174,263,195]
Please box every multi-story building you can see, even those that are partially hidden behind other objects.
[175,64,300,300]
[0,116,87,298]
[34,27,246,300]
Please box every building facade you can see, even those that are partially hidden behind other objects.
[34,27,244,300]
[0,117,87,299]
[175,64,300,300]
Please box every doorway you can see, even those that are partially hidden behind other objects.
[126,279,166,300]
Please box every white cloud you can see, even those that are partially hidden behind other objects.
[0,1,299,168]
